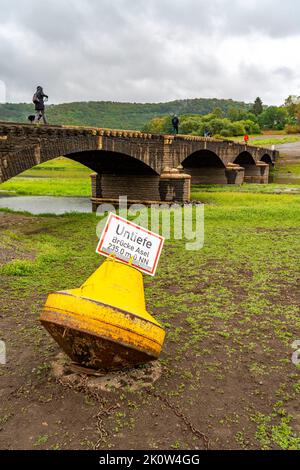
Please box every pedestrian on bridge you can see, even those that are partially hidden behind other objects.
[244,134,249,145]
[172,115,179,134]
[33,86,48,124]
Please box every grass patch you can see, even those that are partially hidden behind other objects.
[274,162,300,176]
[191,183,300,197]
[250,136,300,146]
[1,182,300,449]
[0,157,91,196]
[1,259,36,276]
[225,134,300,146]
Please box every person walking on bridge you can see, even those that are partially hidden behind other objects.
[33,86,48,124]
[172,115,179,134]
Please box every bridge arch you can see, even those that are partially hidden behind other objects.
[66,149,161,203]
[233,151,256,166]
[233,151,265,183]
[181,149,228,184]
[67,150,159,175]
[260,153,273,165]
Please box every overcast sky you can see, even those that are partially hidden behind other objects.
[0,0,299,105]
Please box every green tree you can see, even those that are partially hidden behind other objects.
[180,116,203,135]
[228,122,246,136]
[228,106,255,122]
[244,112,258,123]
[228,107,242,122]
[142,116,173,134]
[208,118,231,134]
[212,107,223,118]
[143,110,261,137]
[258,106,287,130]
[237,119,260,134]
[201,113,219,122]
[284,95,300,124]
[220,128,232,137]
[252,97,263,116]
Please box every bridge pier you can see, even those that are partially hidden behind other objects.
[257,162,269,183]
[225,164,245,184]
[184,164,244,185]
[243,162,269,183]
[91,173,161,200]
[159,168,191,202]
[90,169,191,211]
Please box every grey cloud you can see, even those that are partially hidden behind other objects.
[149,0,300,38]
[273,67,296,79]
[0,0,299,104]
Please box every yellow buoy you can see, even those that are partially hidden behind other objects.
[40,258,165,370]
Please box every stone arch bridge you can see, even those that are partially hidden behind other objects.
[0,122,277,208]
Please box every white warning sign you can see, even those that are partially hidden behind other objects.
[96,213,164,276]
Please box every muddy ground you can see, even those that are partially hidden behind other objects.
[0,203,300,450]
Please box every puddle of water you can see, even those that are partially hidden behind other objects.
[0,196,92,215]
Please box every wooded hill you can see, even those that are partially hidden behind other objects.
[0,98,251,130]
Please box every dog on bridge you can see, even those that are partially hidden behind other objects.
[27,115,36,124]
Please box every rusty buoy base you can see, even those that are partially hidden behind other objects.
[51,353,163,393]
[40,259,166,370]
[41,320,156,370]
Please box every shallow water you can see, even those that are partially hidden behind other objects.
[0,194,92,214]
